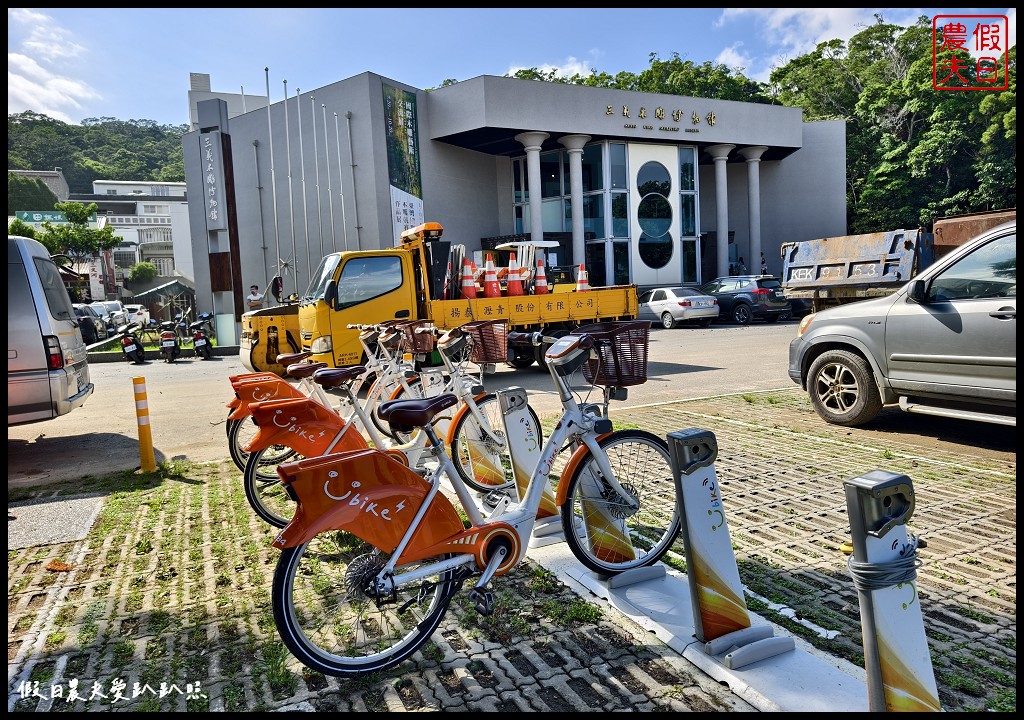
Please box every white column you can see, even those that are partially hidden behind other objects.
[707,144,736,278]
[514,132,550,247]
[739,146,768,275]
[559,134,591,266]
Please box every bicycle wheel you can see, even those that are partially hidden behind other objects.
[560,429,681,575]
[228,415,296,472]
[273,533,460,677]
[244,446,303,528]
[366,374,405,442]
[450,393,542,494]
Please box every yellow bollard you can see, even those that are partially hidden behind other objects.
[133,377,157,473]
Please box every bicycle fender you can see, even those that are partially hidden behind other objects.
[229,377,304,421]
[245,397,360,456]
[554,432,614,506]
[444,392,490,446]
[272,449,465,552]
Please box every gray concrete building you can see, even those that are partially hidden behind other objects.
[183,72,846,339]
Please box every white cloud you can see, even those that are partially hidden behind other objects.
[8,8,100,123]
[506,55,595,79]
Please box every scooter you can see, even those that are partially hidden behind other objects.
[191,313,214,360]
[118,321,146,364]
[158,320,182,363]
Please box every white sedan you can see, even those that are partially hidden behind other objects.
[638,286,719,329]
[124,303,151,326]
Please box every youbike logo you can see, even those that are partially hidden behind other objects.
[271,410,329,441]
[323,474,408,520]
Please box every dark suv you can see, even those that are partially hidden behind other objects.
[699,275,791,325]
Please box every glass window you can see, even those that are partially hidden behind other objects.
[638,232,674,270]
[305,254,343,300]
[541,198,563,232]
[585,242,607,287]
[581,194,605,237]
[613,241,630,285]
[638,195,672,238]
[565,144,604,193]
[540,151,562,198]
[513,160,524,204]
[679,194,696,237]
[678,147,696,192]
[609,143,627,189]
[639,290,654,303]
[611,192,628,238]
[928,232,1016,301]
[336,256,404,309]
[651,290,666,302]
[637,161,671,196]
[682,239,698,284]
[35,257,74,321]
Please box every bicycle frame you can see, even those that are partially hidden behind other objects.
[272,332,640,591]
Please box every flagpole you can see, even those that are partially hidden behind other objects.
[333,112,350,252]
[265,68,281,280]
[283,80,299,295]
[295,87,312,279]
[322,104,338,253]
[310,95,325,261]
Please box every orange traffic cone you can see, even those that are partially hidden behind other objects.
[506,253,524,296]
[483,254,501,298]
[575,263,590,292]
[460,258,477,299]
[533,258,549,295]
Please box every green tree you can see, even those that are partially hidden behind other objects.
[33,201,123,268]
[128,261,158,284]
[7,172,58,215]
[8,217,37,239]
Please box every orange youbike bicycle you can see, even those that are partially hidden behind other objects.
[269,320,682,677]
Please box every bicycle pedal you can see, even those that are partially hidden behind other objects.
[469,588,494,616]
[482,489,511,510]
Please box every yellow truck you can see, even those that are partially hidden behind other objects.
[240,222,638,374]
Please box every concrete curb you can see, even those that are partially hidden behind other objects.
[87,345,240,363]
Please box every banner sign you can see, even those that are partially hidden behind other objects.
[383,83,424,246]
[200,131,228,231]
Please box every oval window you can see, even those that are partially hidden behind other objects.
[638,194,672,237]
[638,231,674,269]
[637,161,671,196]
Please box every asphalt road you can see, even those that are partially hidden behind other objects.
[7,320,1013,485]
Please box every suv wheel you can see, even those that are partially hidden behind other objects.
[731,303,752,325]
[807,350,883,426]
[661,312,677,330]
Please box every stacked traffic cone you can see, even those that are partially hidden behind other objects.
[482,254,502,298]
[460,258,477,299]
[575,263,590,292]
[506,252,524,296]
[533,258,549,295]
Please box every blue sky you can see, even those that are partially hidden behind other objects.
[8,7,1017,127]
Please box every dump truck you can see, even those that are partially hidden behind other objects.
[240,222,639,374]
[781,209,1016,313]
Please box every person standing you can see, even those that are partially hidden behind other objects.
[246,284,264,310]
[761,252,769,275]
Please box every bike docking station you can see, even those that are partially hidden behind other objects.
[491,387,565,546]
[529,428,945,711]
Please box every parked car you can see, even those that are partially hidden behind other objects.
[789,220,1016,427]
[72,303,108,344]
[89,301,112,330]
[638,286,719,328]
[699,275,791,325]
[785,296,814,319]
[124,303,151,326]
[103,300,129,329]
[8,235,93,426]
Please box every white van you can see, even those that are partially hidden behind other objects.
[8,235,94,426]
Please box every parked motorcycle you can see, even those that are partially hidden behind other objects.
[158,320,182,363]
[190,313,214,360]
[118,321,146,364]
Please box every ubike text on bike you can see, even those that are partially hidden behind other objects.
[239,221,640,375]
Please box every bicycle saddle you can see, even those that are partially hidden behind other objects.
[312,366,364,389]
[277,351,312,366]
[286,362,328,379]
[376,394,459,430]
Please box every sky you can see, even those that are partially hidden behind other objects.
[8,7,1017,127]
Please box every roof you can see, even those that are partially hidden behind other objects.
[128,278,195,302]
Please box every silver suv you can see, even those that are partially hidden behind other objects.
[789,220,1016,427]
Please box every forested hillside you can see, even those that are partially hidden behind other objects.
[7,15,1015,233]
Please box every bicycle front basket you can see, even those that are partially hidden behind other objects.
[577,320,651,387]
[463,320,509,364]
[401,320,436,354]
